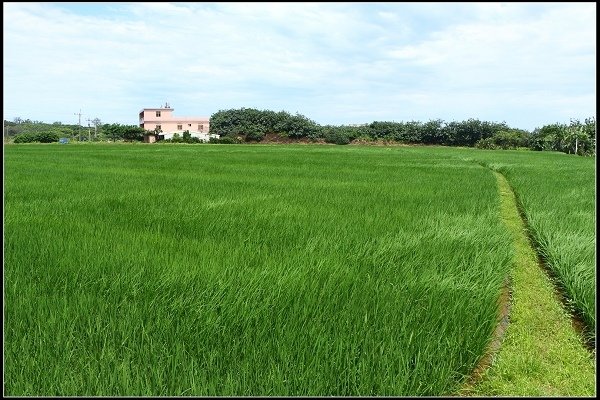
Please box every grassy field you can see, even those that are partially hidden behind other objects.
[462,172,595,396]
[4,143,595,396]
[457,149,596,344]
[4,144,514,396]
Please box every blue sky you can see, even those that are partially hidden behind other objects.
[3,2,596,131]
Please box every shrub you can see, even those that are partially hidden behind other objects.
[35,131,60,143]
[124,128,145,141]
[490,130,525,149]
[355,134,374,143]
[476,130,529,150]
[475,137,498,149]
[171,133,183,143]
[210,135,241,144]
[209,108,319,139]
[242,125,265,142]
[13,133,36,143]
[324,131,351,145]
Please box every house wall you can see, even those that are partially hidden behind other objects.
[160,131,219,142]
[139,107,210,134]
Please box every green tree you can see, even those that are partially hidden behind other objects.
[421,119,448,144]
[13,133,36,143]
[171,132,182,143]
[530,123,567,152]
[444,119,508,147]
[35,131,60,143]
[565,119,594,155]
[323,129,351,144]
[209,108,319,140]
[243,124,265,142]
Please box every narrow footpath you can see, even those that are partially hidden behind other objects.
[459,171,595,396]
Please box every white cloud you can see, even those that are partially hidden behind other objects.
[2,2,596,130]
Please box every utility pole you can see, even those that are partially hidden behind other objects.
[572,125,582,155]
[74,109,82,141]
[86,118,92,141]
[92,118,101,140]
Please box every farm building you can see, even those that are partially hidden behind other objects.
[139,103,219,142]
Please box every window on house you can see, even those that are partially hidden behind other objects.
[156,111,161,117]
[177,124,183,130]
[198,124,204,131]
[156,125,161,131]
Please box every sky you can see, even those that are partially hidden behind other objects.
[2,2,596,131]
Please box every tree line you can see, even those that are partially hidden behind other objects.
[4,119,147,143]
[208,108,596,155]
[5,111,596,156]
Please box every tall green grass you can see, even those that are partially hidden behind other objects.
[463,172,595,397]
[465,150,595,344]
[4,144,512,395]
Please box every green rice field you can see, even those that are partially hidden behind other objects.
[3,143,594,396]
[458,149,596,343]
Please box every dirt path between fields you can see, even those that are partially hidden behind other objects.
[458,170,595,397]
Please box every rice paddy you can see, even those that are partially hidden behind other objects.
[3,143,594,396]
[461,149,596,344]
[460,171,595,396]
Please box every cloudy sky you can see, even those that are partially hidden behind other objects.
[3,2,596,131]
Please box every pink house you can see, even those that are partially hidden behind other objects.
[139,103,217,141]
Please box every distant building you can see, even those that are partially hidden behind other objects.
[143,134,156,143]
[138,103,218,141]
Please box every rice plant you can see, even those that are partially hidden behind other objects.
[459,149,595,344]
[4,144,513,396]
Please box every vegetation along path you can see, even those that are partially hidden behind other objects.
[460,170,595,396]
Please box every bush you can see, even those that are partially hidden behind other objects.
[13,133,36,143]
[475,130,529,150]
[171,133,183,143]
[209,108,319,139]
[209,135,241,144]
[354,134,374,143]
[122,127,145,142]
[492,130,527,149]
[13,131,59,143]
[35,131,60,143]
[242,125,265,142]
[475,137,498,149]
[324,131,351,145]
